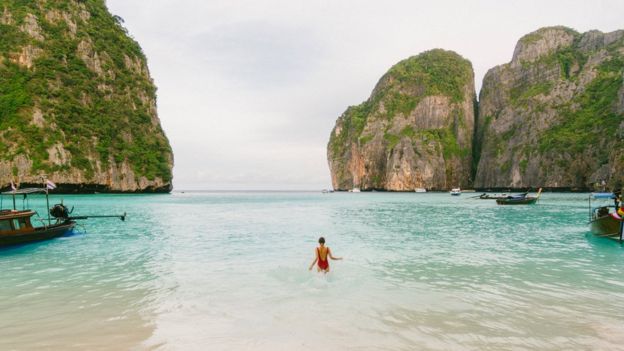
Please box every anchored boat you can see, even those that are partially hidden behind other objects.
[0,185,125,247]
[474,193,513,200]
[588,192,623,241]
[496,188,542,205]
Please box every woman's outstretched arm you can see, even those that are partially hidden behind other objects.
[328,248,342,260]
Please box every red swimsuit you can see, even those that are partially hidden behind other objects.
[317,247,329,270]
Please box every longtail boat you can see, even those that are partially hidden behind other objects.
[475,193,521,200]
[588,192,623,241]
[0,185,125,247]
[0,210,75,246]
[496,188,542,205]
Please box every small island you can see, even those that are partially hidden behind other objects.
[0,1,173,193]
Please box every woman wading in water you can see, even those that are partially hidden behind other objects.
[309,237,342,273]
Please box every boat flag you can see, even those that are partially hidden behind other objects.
[46,179,57,190]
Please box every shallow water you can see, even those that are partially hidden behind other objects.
[1,192,623,350]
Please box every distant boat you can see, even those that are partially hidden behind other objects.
[588,192,623,241]
[351,188,361,193]
[450,188,461,196]
[415,188,427,193]
[496,188,542,205]
[321,189,334,194]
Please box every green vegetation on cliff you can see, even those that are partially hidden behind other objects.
[387,49,473,103]
[509,81,553,106]
[328,49,475,191]
[529,30,624,160]
[329,49,473,160]
[475,26,624,189]
[539,56,624,157]
[0,0,172,186]
[518,26,578,46]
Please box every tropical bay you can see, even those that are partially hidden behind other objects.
[2,0,624,349]
[1,192,624,350]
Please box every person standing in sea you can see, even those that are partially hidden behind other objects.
[309,236,342,273]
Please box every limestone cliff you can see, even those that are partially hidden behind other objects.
[474,27,624,190]
[328,49,476,191]
[0,0,173,193]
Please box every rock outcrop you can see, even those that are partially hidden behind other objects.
[474,27,624,190]
[0,1,173,193]
[328,27,624,191]
[327,49,476,191]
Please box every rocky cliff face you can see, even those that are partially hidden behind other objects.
[475,27,624,190]
[327,49,476,191]
[0,0,173,193]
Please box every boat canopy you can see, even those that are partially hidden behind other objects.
[1,188,48,195]
[591,192,615,199]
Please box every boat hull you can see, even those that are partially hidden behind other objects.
[496,197,538,205]
[0,221,76,247]
[590,214,623,240]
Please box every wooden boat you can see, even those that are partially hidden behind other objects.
[588,192,623,241]
[590,212,622,240]
[0,188,76,247]
[496,188,542,205]
[1,186,125,247]
[0,209,75,246]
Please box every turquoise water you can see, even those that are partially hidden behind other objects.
[1,192,623,350]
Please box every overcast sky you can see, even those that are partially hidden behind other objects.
[106,0,624,190]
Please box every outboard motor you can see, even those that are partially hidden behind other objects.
[50,203,70,220]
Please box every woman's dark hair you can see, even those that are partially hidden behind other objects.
[318,237,325,244]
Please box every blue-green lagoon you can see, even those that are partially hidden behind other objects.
[1,192,623,350]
